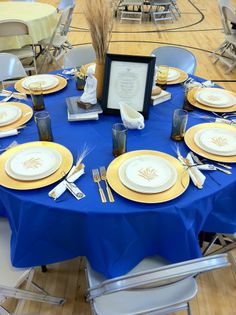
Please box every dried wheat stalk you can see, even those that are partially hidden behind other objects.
[84,0,113,63]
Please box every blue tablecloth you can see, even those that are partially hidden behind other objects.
[0,74,235,278]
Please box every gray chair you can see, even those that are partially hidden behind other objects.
[63,45,96,69]
[39,6,74,72]
[151,45,197,74]
[0,218,65,315]
[57,0,75,11]
[0,53,27,88]
[150,0,177,24]
[85,254,230,315]
[209,0,236,73]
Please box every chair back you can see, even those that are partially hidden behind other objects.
[58,6,74,36]
[151,45,197,74]
[63,45,96,69]
[86,254,230,301]
[58,0,75,11]
[0,20,30,37]
[220,1,236,34]
[0,53,27,83]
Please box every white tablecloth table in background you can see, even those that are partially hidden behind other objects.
[0,2,58,51]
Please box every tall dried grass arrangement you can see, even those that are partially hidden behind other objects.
[84,0,113,63]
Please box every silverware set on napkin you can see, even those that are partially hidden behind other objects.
[92,167,114,203]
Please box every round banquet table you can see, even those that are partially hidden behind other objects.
[0,72,236,278]
[0,2,58,51]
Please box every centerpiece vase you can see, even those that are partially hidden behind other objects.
[94,59,105,102]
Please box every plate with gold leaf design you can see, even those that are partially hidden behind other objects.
[194,128,236,156]
[196,89,236,108]
[5,146,62,181]
[184,123,236,163]
[119,155,178,193]
[0,105,22,127]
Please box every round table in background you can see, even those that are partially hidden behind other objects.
[0,2,58,51]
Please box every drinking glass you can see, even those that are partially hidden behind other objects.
[34,111,54,142]
[170,109,188,141]
[29,82,45,111]
[156,66,169,90]
[112,123,127,157]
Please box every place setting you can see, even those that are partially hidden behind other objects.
[106,150,190,204]
[186,87,236,113]
[14,73,68,95]
[0,101,33,138]
[0,141,73,190]
[184,122,236,163]
[156,66,189,88]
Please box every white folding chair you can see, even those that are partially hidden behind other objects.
[63,45,96,69]
[0,53,27,88]
[39,6,74,72]
[85,254,230,315]
[0,20,37,74]
[209,0,236,73]
[119,0,144,24]
[0,218,65,315]
[150,0,176,24]
[151,45,197,74]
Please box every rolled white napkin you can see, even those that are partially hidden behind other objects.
[0,129,19,138]
[0,89,27,100]
[48,164,85,200]
[185,153,206,188]
[178,152,205,189]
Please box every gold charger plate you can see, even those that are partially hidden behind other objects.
[157,67,188,85]
[14,75,67,95]
[107,150,190,203]
[184,123,236,163]
[0,141,73,190]
[187,88,236,113]
[0,102,33,132]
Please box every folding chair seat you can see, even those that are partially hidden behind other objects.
[119,0,144,24]
[0,53,27,88]
[0,218,65,315]
[85,254,230,315]
[151,45,197,74]
[0,20,37,74]
[39,6,74,72]
[150,0,176,24]
[209,0,236,73]
[63,45,96,69]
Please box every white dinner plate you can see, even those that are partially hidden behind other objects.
[0,105,22,127]
[5,146,62,181]
[167,68,180,81]
[118,155,178,193]
[22,74,59,90]
[194,127,236,156]
[196,89,236,108]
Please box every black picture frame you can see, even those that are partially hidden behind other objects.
[101,53,155,119]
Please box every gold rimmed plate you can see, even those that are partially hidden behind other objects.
[106,150,190,203]
[0,102,33,131]
[187,88,236,112]
[14,75,67,95]
[0,141,73,190]
[184,123,236,163]
[164,67,188,85]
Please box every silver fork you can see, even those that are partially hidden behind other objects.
[92,169,107,203]
[100,166,114,203]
